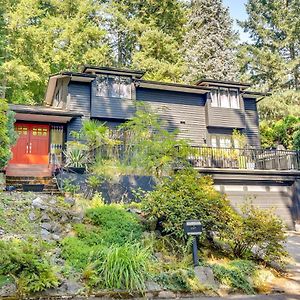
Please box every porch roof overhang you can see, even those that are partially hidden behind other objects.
[9,104,83,123]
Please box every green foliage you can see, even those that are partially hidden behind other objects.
[0,99,16,169]
[0,239,59,294]
[183,0,238,83]
[85,205,143,245]
[259,115,300,149]
[211,260,255,294]
[222,203,287,264]
[154,269,198,292]
[64,141,89,168]
[239,0,300,90]
[62,178,80,195]
[88,243,150,292]
[118,106,191,178]
[142,168,235,240]
[1,0,112,103]
[259,90,300,122]
[132,28,185,82]
[61,237,97,271]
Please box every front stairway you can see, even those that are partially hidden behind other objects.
[6,176,61,195]
[5,164,61,195]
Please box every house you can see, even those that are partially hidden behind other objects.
[6,66,300,228]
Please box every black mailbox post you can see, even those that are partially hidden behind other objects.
[183,219,202,266]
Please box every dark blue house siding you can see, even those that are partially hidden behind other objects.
[136,88,207,145]
[66,81,91,140]
[244,98,260,147]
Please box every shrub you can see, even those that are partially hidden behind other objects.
[154,269,201,292]
[142,169,236,240]
[61,237,94,271]
[222,203,288,265]
[0,239,59,294]
[211,260,256,294]
[85,205,143,245]
[89,243,150,292]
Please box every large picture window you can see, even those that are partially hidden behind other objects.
[210,88,240,109]
[96,75,132,99]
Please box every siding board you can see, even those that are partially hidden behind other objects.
[67,82,91,140]
[244,98,260,147]
[136,88,206,145]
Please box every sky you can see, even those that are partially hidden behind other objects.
[223,0,250,42]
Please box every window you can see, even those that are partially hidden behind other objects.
[210,88,240,109]
[210,134,239,148]
[96,75,132,99]
[53,88,63,108]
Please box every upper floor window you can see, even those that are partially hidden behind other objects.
[210,88,240,109]
[96,75,132,99]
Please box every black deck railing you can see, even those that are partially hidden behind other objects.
[188,146,300,171]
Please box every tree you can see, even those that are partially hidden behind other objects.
[239,0,300,91]
[1,0,112,104]
[258,90,300,122]
[132,28,185,82]
[259,116,300,149]
[105,0,186,81]
[0,98,17,169]
[182,0,239,83]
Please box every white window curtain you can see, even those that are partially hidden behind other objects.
[211,90,219,107]
[119,77,132,99]
[220,89,230,108]
[230,90,240,109]
[96,76,109,97]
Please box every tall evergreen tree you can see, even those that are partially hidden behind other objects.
[182,0,238,83]
[239,0,300,91]
[105,0,186,81]
[1,0,112,104]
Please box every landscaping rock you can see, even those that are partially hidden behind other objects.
[49,199,57,205]
[32,197,46,210]
[41,213,51,222]
[0,283,17,297]
[41,222,52,231]
[0,228,5,235]
[41,228,51,240]
[62,279,84,295]
[194,266,218,288]
[145,280,162,292]
[29,211,38,221]
[64,197,75,206]
[158,290,176,299]
[52,234,61,241]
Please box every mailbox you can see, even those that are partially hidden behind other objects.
[183,220,202,236]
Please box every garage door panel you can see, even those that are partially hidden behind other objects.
[219,184,296,229]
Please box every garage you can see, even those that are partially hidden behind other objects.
[199,169,300,230]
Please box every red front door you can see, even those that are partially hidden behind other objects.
[10,123,50,165]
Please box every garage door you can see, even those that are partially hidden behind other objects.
[215,183,297,229]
